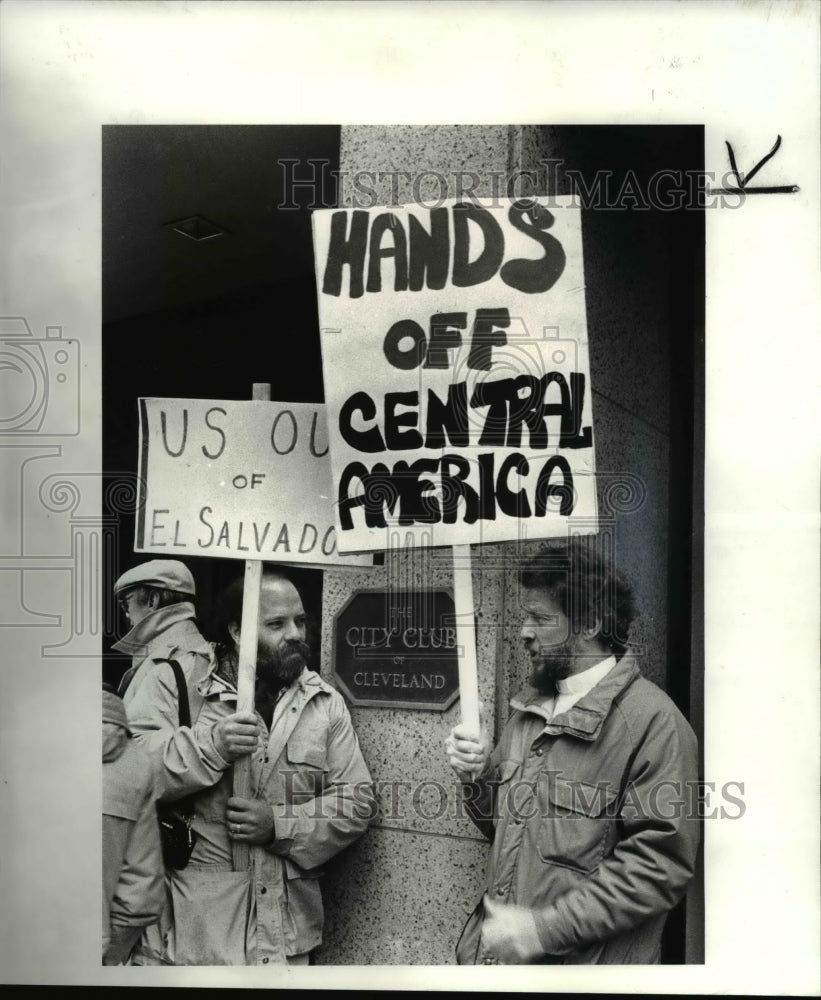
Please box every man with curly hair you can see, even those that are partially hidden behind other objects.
[446,536,699,965]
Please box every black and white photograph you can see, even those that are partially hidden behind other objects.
[101,123,704,968]
[1,2,818,993]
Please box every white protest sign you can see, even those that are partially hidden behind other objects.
[135,397,372,566]
[312,196,597,553]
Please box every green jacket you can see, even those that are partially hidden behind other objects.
[135,661,375,965]
[457,654,700,965]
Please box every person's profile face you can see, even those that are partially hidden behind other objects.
[117,586,154,629]
[520,586,576,691]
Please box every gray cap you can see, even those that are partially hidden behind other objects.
[114,559,195,596]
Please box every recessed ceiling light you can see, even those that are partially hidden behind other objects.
[165,216,228,241]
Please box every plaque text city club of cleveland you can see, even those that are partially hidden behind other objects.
[332,589,460,710]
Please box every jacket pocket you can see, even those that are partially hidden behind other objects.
[284,735,329,803]
[282,856,324,954]
[493,757,533,830]
[536,776,616,873]
[167,868,253,965]
[497,758,521,783]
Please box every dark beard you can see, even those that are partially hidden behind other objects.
[256,638,310,691]
[530,644,574,696]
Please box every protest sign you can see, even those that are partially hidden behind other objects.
[135,397,372,567]
[312,196,597,554]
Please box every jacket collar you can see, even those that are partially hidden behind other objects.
[111,601,204,658]
[510,653,640,741]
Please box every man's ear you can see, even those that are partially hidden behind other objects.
[147,588,161,610]
[228,621,241,646]
[585,616,602,639]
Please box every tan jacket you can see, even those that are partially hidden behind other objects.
[114,602,223,801]
[136,663,375,965]
[457,654,700,964]
[102,691,164,964]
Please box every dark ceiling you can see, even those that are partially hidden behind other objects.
[102,125,340,323]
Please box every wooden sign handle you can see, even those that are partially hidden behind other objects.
[453,544,480,737]
[231,383,270,871]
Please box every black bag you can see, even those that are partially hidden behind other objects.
[154,658,198,870]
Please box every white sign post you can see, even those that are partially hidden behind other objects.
[232,383,269,873]
[312,196,596,735]
[452,544,480,735]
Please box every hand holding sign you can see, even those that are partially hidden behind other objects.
[445,723,488,782]
[226,796,275,845]
[212,712,260,762]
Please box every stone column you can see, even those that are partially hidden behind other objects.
[315,124,688,964]
[315,125,518,965]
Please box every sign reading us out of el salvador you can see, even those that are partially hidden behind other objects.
[135,399,371,567]
[312,196,598,553]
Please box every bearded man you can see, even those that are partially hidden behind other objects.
[445,537,700,965]
[135,570,374,966]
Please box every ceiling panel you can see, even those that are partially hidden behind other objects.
[103,125,340,322]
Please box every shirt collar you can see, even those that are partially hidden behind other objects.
[556,655,617,696]
[510,654,640,740]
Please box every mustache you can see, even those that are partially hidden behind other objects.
[526,641,572,694]
[279,638,311,661]
[253,638,311,659]
[255,638,312,687]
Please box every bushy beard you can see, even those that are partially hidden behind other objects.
[530,642,575,696]
[256,638,311,690]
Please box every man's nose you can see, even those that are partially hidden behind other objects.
[283,620,302,641]
[520,622,535,642]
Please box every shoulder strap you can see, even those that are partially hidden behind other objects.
[155,658,190,728]
[153,658,197,822]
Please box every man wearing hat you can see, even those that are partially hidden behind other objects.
[114,560,203,688]
[113,559,253,800]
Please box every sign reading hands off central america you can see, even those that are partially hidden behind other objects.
[312,196,597,553]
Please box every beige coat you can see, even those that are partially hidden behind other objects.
[114,602,223,800]
[103,690,164,964]
[135,663,375,965]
